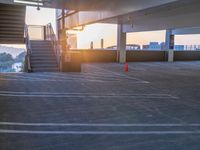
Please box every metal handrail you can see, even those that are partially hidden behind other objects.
[24,24,32,72]
[46,23,61,71]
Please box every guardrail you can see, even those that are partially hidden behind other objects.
[24,24,32,72]
[46,23,61,71]
[69,49,200,62]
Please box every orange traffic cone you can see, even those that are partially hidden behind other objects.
[125,63,129,72]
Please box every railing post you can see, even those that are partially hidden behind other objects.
[24,25,32,72]
[60,9,68,72]
[43,26,46,40]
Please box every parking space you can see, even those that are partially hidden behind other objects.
[0,62,200,150]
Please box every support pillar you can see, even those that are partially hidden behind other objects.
[117,24,126,63]
[60,9,68,71]
[101,39,104,49]
[165,29,174,62]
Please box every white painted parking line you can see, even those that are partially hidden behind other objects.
[28,74,123,82]
[0,78,53,82]
[0,74,51,81]
[0,91,178,99]
[0,122,199,127]
[0,78,148,83]
[0,73,129,83]
[85,64,150,83]
[0,69,149,83]
[0,129,199,135]
[0,76,105,82]
[39,72,144,83]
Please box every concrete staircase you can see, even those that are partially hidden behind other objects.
[30,40,59,72]
[0,3,26,44]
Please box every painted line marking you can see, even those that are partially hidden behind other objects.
[0,74,51,81]
[0,130,199,135]
[0,122,199,127]
[0,74,128,83]
[85,64,150,83]
[0,78,53,82]
[36,73,124,81]
[28,73,146,83]
[0,77,105,83]
[0,71,149,83]
[0,91,178,99]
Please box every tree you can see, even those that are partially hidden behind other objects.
[0,53,14,62]
[0,53,14,70]
[15,52,26,62]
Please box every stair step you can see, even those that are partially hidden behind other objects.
[31,48,53,51]
[31,43,52,45]
[31,60,57,63]
[31,52,55,55]
[31,51,54,54]
[0,3,25,44]
[31,57,56,60]
[29,40,58,72]
[0,15,25,21]
[0,30,24,35]
[0,4,26,12]
[31,56,55,59]
[32,68,59,72]
[31,45,52,47]
[31,62,58,67]
[30,40,51,45]
[31,42,51,44]
[32,64,58,68]
[0,34,24,38]
[0,24,24,28]
[0,38,24,44]
[0,27,24,32]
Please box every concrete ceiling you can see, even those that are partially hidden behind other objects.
[121,0,200,32]
[59,0,200,32]
[0,0,178,11]
[2,0,200,33]
[49,0,178,11]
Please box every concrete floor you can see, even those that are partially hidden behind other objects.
[0,62,200,150]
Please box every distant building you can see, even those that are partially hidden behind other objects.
[106,46,117,50]
[160,42,166,50]
[126,44,141,50]
[106,44,140,50]
[174,45,184,51]
[142,45,149,50]
[143,42,185,50]
[107,42,187,51]
[149,42,161,50]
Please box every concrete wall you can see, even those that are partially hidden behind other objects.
[126,50,167,62]
[80,50,117,63]
[174,51,200,61]
[70,49,200,63]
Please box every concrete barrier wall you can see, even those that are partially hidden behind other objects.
[174,51,200,61]
[78,50,117,63]
[70,50,200,62]
[126,50,167,62]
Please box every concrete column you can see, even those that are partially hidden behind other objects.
[117,24,126,63]
[101,39,104,49]
[90,41,94,49]
[165,29,174,62]
[60,9,67,71]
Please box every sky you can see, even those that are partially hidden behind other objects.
[22,6,200,49]
[1,6,200,52]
